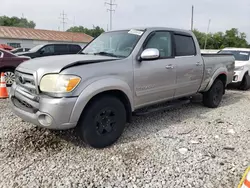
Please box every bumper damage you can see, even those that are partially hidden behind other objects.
[10,83,78,130]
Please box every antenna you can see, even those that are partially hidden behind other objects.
[105,0,117,31]
[59,10,68,31]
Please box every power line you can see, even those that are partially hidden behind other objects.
[59,10,68,31]
[105,0,117,31]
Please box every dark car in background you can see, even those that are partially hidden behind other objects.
[0,49,30,86]
[11,48,30,54]
[16,43,82,59]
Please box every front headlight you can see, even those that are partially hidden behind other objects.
[40,74,81,93]
[235,66,244,71]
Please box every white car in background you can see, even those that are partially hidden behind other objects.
[219,48,250,90]
[201,49,220,54]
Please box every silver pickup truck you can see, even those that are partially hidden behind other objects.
[10,27,235,148]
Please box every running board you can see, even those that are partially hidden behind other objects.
[133,99,190,116]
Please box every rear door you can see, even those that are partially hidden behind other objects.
[54,44,69,55]
[134,31,177,107]
[68,45,81,54]
[173,33,203,98]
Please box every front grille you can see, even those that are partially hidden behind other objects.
[12,97,37,113]
[15,71,38,98]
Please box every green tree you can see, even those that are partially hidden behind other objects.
[0,16,36,28]
[193,28,249,49]
[67,26,105,38]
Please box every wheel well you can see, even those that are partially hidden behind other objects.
[216,74,227,94]
[216,74,227,86]
[0,66,16,73]
[84,90,132,123]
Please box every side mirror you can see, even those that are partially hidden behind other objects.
[140,48,160,60]
[40,50,45,54]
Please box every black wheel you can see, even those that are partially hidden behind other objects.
[239,73,250,90]
[2,69,15,87]
[203,79,224,108]
[77,95,126,148]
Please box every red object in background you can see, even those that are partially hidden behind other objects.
[0,44,14,51]
[0,49,30,86]
[0,49,30,68]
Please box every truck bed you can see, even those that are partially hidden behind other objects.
[199,53,235,91]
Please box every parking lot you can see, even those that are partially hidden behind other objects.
[0,89,249,188]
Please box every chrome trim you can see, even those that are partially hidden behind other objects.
[15,70,39,101]
[175,55,195,59]
[16,86,36,101]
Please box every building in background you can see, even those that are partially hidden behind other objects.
[0,26,93,49]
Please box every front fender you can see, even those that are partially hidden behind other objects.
[69,78,133,123]
[204,67,228,92]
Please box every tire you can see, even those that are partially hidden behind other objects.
[239,73,250,91]
[2,69,15,87]
[203,79,224,108]
[77,95,126,148]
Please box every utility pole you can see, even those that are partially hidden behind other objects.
[204,19,211,50]
[105,0,117,31]
[59,10,68,31]
[191,5,194,31]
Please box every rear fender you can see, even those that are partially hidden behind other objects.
[69,78,133,123]
[204,67,227,92]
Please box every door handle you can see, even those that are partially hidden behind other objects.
[196,62,202,66]
[165,64,174,69]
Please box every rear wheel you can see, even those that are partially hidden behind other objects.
[77,95,126,148]
[2,69,15,87]
[203,79,224,108]
[239,73,250,90]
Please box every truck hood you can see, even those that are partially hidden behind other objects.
[235,60,249,68]
[17,54,120,75]
[16,51,32,56]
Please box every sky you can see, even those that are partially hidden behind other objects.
[1,0,250,41]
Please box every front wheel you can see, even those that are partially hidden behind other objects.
[239,73,250,90]
[3,69,15,87]
[76,95,126,148]
[203,79,224,108]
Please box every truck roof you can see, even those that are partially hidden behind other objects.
[108,27,193,35]
[222,47,250,52]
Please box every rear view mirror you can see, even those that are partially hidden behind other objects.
[141,48,160,60]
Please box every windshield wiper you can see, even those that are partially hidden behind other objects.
[94,52,121,58]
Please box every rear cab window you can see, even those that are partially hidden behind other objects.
[174,34,196,56]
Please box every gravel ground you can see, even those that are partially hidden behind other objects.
[0,90,249,188]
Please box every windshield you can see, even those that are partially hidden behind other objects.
[80,30,144,58]
[29,44,44,52]
[219,50,250,61]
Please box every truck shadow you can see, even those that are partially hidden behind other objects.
[119,91,244,144]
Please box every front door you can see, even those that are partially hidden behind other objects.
[134,31,177,108]
[173,34,204,98]
[39,44,55,57]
